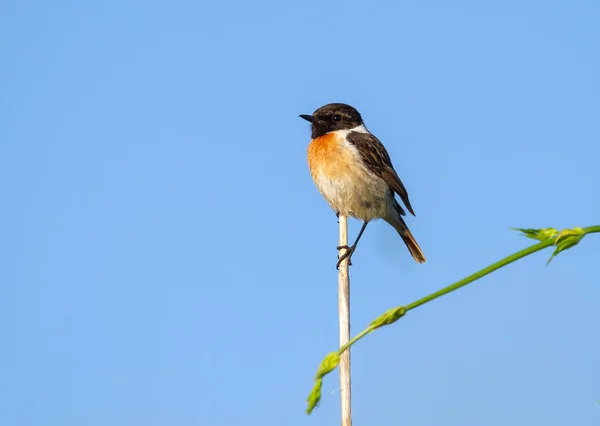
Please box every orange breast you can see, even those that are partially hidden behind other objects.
[307,132,354,180]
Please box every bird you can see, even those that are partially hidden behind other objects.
[300,103,425,268]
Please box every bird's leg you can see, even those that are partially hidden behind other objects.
[336,221,368,269]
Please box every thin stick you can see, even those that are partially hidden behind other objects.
[338,215,352,426]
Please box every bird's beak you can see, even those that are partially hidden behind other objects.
[299,114,313,123]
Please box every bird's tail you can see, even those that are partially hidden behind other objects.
[384,212,426,264]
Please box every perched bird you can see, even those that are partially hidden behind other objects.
[300,103,425,267]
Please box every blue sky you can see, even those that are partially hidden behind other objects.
[2,1,599,425]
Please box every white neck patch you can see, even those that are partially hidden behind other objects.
[330,124,370,139]
[348,124,369,134]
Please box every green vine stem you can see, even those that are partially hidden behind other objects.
[306,225,600,414]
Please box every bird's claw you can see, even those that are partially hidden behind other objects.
[336,245,355,269]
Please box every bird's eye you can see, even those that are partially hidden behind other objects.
[332,115,341,122]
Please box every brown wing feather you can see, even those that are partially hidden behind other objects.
[347,131,416,216]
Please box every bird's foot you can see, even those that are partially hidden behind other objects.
[336,245,355,269]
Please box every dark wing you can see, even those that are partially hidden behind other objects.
[347,131,416,216]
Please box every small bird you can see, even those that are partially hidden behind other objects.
[300,103,425,267]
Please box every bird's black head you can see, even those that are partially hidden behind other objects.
[299,103,364,139]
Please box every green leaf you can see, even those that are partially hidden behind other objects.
[314,352,340,379]
[548,239,584,263]
[547,228,586,264]
[513,227,558,241]
[306,379,322,414]
[370,306,406,329]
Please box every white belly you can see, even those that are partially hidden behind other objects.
[313,164,392,222]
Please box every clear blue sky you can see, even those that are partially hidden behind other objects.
[2,1,599,425]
